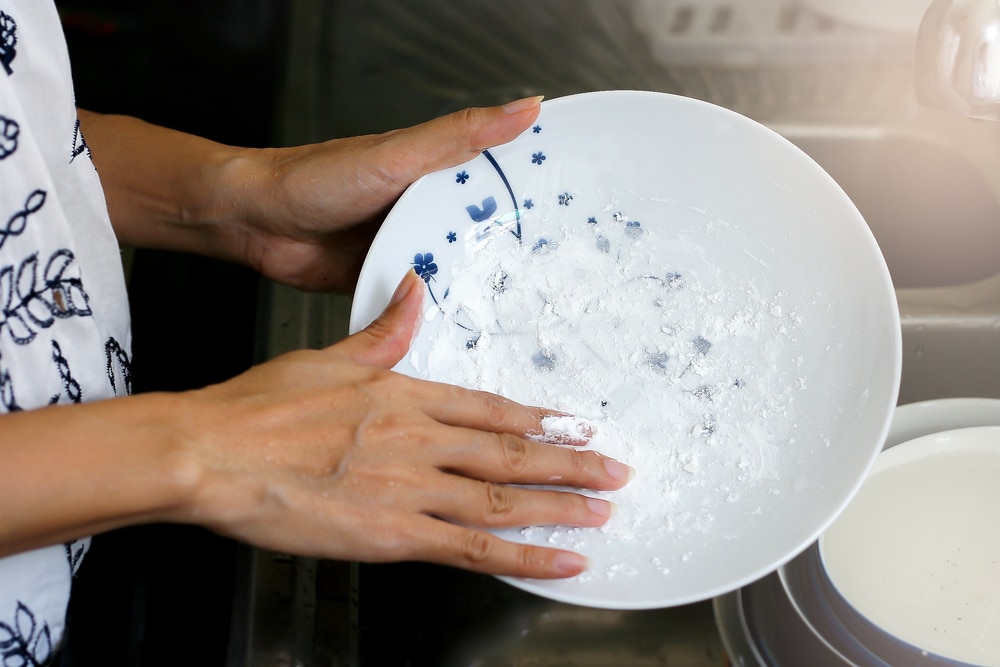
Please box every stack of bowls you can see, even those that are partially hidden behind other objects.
[716,398,1000,666]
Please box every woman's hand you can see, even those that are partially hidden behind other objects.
[239,96,543,292]
[81,97,543,293]
[172,270,632,578]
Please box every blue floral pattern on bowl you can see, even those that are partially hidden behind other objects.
[410,121,646,331]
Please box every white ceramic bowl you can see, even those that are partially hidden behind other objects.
[351,90,901,609]
[769,398,1000,666]
[820,425,1000,666]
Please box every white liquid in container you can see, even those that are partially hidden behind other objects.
[820,426,1000,666]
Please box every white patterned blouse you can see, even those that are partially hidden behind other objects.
[0,1,132,662]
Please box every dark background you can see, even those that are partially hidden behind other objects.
[56,1,289,664]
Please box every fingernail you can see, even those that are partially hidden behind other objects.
[502,95,544,114]
[603,458,635,483]
[552,550,588,576]
[585,497,615,519]
[390,270,418,305]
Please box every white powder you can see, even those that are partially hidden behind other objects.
[529,414,596,444]
[416,204,803,580]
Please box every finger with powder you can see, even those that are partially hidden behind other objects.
[528,413,597,445]
[417,381,592,445]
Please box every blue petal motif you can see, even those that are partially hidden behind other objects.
[531,238,554,254]
[531,151,546,165]
[532,350,557,371]
[456,170,470,184]
[692,336,713,355]
[465,196,497,223]
[665,272,685,289]
[446,231,457,243]
[412,253,438,283]
[646,351,670,372]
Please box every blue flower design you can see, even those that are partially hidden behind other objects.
[558,192,573,206]
[456,170,469,184]
[465,196,497,223]
[446,231,457,243]
[531,151,546,165]
[646,350,670,372]
[532,125,542,133]
[523,198,534,209]
[532,350,557,371]
[412,253,438,283]
[587,216,597,224]
[692,336,713,355]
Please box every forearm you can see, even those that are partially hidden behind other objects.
[77,100,546,293]
[0,393,198,557]
[77,109,266,260]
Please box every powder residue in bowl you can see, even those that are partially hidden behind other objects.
[416,207,803,577]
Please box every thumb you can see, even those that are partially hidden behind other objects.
[372,96,543,189]
[336,270,424,369]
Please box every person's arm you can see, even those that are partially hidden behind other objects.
[9,96,634,579]
[78,97,545,293]
[0,270,630,577]
[0,389,192,556]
